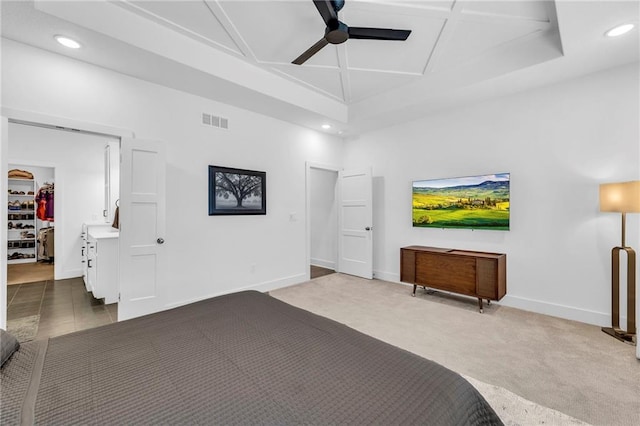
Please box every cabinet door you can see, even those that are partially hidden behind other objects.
[416,253,476,296]
[81,231,88,287]
[400,249,415,283]
[87,240,97,294]
[476,258,498,299]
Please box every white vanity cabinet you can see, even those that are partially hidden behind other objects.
[85,227,119,304]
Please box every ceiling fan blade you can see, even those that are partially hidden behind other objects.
[292,38,330,65]
[348,27,411,41]
[313,0,338,25]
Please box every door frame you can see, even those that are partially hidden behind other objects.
[0,108,134,329]
[305,162,340,281]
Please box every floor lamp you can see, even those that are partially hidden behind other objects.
[599,180,640,344]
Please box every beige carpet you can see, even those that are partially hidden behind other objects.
[7,262,54,285]
[270,274,640,426]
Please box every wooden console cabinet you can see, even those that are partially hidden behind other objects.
[401,246,506,312]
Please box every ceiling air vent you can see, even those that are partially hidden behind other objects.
[202,112,229,130]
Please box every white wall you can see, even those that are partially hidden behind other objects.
[343,63,640,326]
[310,167,338,269]
[8,124,116,279]
[1,39,344,314]
[106,140,120,225]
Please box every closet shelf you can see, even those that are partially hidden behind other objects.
[7,171,37,265]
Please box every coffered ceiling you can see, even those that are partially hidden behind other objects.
[121,0,558,103]
[1,1,638,136]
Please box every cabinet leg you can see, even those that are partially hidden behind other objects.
[487,299,491,305]
[478,298,484,313]
[412,285,416,297]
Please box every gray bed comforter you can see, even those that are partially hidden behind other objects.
[1,290,502,425]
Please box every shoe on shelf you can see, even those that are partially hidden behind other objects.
[8,221,13,229]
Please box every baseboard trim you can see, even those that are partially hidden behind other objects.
[311,258,336,270]
[372,269,611,327]
[56,269,82,280]
[500,295,610,327]
[165,273,307,310]
[373,270,399,282]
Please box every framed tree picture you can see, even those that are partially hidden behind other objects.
[208,165,266,215]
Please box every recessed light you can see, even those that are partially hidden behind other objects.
[321,124,331,129]
[605,24,635,37]
[54,35,81,49]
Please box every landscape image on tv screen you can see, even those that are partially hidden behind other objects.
[412,173,510,230]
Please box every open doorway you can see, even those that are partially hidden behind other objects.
[5,122,120,342]
[7,164,55,285]
[308,165,339,279]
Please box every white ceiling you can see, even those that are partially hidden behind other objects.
[1,0,638,137]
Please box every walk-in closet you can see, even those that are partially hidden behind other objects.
[7,165,56,283]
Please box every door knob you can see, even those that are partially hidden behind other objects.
[365,227,372,231]
[157,238,165,244]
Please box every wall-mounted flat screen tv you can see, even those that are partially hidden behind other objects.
[412,173,510,230]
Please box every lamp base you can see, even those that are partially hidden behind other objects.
[601,327,636,345]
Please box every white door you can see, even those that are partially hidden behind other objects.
[118,138,166,321]
[338,168,373,279]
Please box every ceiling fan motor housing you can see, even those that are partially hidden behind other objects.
[326,21,349,44]
[292,0,411,65]
[331,0,345,12]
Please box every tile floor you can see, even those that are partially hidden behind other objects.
[6,277,117,340]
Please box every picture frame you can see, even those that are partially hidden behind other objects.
[208,165,266,215]
[412,172,510,230]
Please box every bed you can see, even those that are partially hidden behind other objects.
[1,290,502,425]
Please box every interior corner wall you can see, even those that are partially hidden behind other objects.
[8,124,114,280]
[343,63,640,326]
[106,140,120,225]
[1,38,344,309]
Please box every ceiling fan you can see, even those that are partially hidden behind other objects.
[292,0,412,65]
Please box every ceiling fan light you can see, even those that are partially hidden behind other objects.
[54,35,81,49]
[605,23,635,37]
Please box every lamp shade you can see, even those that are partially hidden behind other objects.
[599,180,640,213]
